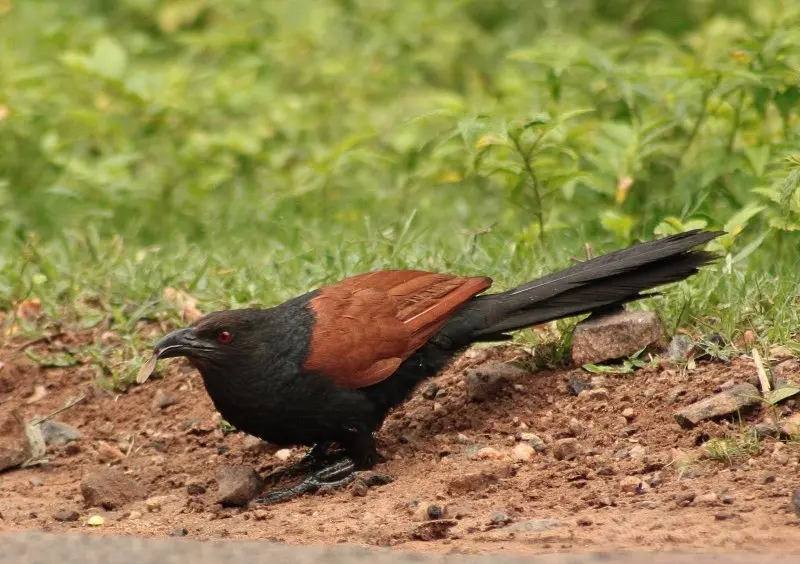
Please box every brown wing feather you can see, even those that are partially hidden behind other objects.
[303,270,492,389]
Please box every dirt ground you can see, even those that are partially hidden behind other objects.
[1,330,800,556]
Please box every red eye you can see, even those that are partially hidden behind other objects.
[217,331,233,344]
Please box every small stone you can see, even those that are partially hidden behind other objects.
[571,310,663,366]
[667,387,686,404]
[40,420,82,446]
[29,476,44,487]
[697,492,719,506]
[465,362,527,402]
[668,334,695,361]
[456,433,470,444]
[553,438,581,461]
[53,509,79,522]
[519,433,546,452]
[86,515,105,527]
[676,491,696,507]
[169,527,188,537]
[567,418,584,437]
[444,502,471,520]
[648,471,664,487]
[128,511,142,520]
[673,383,762,429]
[96,441,126,463]
[241,435,268,453]
[720,493,734,505]
[507,519,563,533]
[567,375,591,396]
[714,513,734,521]
[792,489,800,518]
[65,443,81,456]
[622,408,635,421]
[145,497,163,512]
[0,406,30,472]
[274,449,292,462]
[780,413,800,438]
[422,383,438,400]
[772,443,790,465]
[151,389,179,410]
[80,469,146,510]
[215,465,264,507]
[490,511,512,526]
[577,517,593,526]
[512,443,535,462]
[629,445,647,461]
[751,422,780,440]
[351,480,368,497]
[619,476,644,494]
[187,482,206,496]
[586,388,610,402]
[476,447,502,460]
[427,504,443,520]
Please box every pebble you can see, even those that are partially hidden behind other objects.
[619,476,644,494]
[553,438,582,461]
[780,413,800,437]
[751,422,780,440]
[628,445,647,461]
[274,449,292,462]
[621,408,635,421]
[577,517,592,526]
[53,509,79,522]
[792,489,800,518]
[96,441,126,464]
[187,482,207,496]
[465,362,527,402]
[696,492,719,506]
[512,443,535,462]
[40,420,82,446]
[761,474,776,484]
[586,388,610,402]
[772,443,790,465]
[519,433,546,452]
[422,383,438,400]
[128,511,143,520]
[567,375,591,396]
[489,511,512,526]
[476,447,502,460]
[241,435,268,453]
[0,406,30,472]
[667,334,695,361]
[567,418,585,437]
[151,389,179,410]
[80,469,146,510]
[456,433,470,444]
[676,491,696,507]
[215,465,264,507]
[169,527,188,537]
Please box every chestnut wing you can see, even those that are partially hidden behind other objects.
[303,270,492,389]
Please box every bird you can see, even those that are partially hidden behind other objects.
[142,229,722,503]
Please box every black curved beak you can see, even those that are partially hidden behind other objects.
[154,327,198,359]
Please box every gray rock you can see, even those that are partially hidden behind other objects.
[668,334,695,361]
[465,363,527,402]
[490,511,512,526]
[506,518,563,533]
[53,509,79,522]
[673,383,762,429]
[571,310,663,366]
[41,420,81,446]
[567,374,591,396]
[215,465,264,507]
[80,469,146,510]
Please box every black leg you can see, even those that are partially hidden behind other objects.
[255,458,357,505]
[261,442,334,485]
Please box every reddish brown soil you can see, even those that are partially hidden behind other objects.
[1,333,800,555]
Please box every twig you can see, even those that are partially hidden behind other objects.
[752,348,771,394]
[16,332,66,352]
[30,393,86,425]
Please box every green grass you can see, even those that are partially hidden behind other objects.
[1,0,799,388]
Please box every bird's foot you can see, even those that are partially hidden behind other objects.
[255,458,357,505]
[262,443,339,485]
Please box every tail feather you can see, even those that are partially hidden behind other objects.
[466,229,723,339]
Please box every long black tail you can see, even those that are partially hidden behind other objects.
[461,229,723,341]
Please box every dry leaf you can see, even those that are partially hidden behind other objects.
[25,385,48,404]
[163,288,203,323]
[136,354,158,385]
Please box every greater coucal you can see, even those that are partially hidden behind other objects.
[140,229,722,503]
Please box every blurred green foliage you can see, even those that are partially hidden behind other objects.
[0,0,798,351]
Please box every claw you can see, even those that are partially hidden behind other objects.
[255,458,357,505]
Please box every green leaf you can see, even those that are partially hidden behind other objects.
[767,386,800,405]
[90,37,128,81]
[723,203,765,234]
